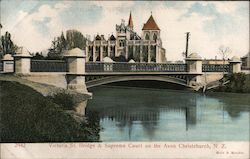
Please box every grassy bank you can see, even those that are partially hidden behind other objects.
[0,81,100,142]
[213,73,250,93]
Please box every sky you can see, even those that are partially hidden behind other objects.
[0,1,249,61]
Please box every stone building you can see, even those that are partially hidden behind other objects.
[241,52,250,68]
[85,12,166,63]
[202,59,229,64]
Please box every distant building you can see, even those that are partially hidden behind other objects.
[86,12,166,63]
[241,52,250,68]
[202,59,229,64]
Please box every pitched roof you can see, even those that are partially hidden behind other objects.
[95,34,101,40]
[128,12,133,29]
[142,15,160,30]
[109,34,116,40]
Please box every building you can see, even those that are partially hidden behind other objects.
[85,12,166,63]
[202,59,229,65]
[241,52,250,69]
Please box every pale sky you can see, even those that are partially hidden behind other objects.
[1,1,249,61]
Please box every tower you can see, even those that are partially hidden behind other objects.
[142,13,162,63]
[128,11,134,30]
[142,13,160,41]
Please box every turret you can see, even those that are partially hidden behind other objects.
[142,13,160,41]
[128,11,134,30]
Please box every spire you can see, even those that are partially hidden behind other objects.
[142,14,160,30]
[128,11,134,30]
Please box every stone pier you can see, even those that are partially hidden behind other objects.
[64,48,90,115]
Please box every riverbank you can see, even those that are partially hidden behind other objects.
[211,73,250,93]
[0,80,100,142]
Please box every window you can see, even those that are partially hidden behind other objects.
[153,33,157,41]
[145,33,149,40]
[119,40,125,47]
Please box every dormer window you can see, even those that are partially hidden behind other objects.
[145,33,150,40]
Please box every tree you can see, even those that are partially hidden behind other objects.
[0,31,18,58]
[66,29,86,49]
[219,45,231,62]
[47,30,86,59]
[32,52,45,60]
[218,45,232,77]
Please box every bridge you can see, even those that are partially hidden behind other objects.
[0,48,242,94]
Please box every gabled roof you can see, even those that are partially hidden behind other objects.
[142,15,160,30]
[128,12,133,29]
[109,34,116,41]
[95,34,101,40]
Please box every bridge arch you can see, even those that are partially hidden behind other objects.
[86,75,191,88]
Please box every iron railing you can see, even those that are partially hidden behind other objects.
[0,61,3,72]
[86,62,187,73]
[202,64,230,72]
[28,60,233,73]
[241,66,250,70]
[31,60,67,72]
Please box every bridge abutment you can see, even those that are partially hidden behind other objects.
[2,54,14,73]
[64,48,88,94]
[229,56,241,73]
[185,53,203,88]
[13,47,32,75]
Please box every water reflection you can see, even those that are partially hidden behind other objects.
[207,93,250,119]
[86,86,250,141]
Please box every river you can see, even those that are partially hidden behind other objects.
[86,86,250,142]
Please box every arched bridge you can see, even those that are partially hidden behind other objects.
[85,75,191,88]
[84,62,229,89]
[7,58,234,92]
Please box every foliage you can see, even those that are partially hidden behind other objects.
[0,81,100,142]
[0,32,18,58]
[66,29,86,49]
[32,52,45,60]
[113,55,126,62]
[215,73,250,93]
[47,91,75,110]
[47,30,86,59]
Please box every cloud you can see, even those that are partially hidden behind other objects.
[2,2,70,52]
[1,1,248,60]
[211,1,239,14]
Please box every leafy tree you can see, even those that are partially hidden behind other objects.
[32,52,45,60]
[215,73,250,93]
[66,29,86,49]
[47,30,86,59]
[0,31,18,58]
[243,74,250,93]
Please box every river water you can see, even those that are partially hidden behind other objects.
[86,86,250,142]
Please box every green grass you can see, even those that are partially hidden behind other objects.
[0,81,100,142]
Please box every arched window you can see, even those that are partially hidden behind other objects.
[145,33,149,40]
[153,33,157,41]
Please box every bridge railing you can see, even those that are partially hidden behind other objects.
[86,62,187,73]
[0,61,3,72]
[31,60,67,72]
[202,64,230,72]
[28,60,232,73]
[241,66,250,70]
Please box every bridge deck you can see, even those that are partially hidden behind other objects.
[81,72,203,76]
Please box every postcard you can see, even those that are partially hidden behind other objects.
[0,1,249,159]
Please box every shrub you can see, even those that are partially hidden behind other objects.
[47,91,75,110]
[214,73,250,93]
